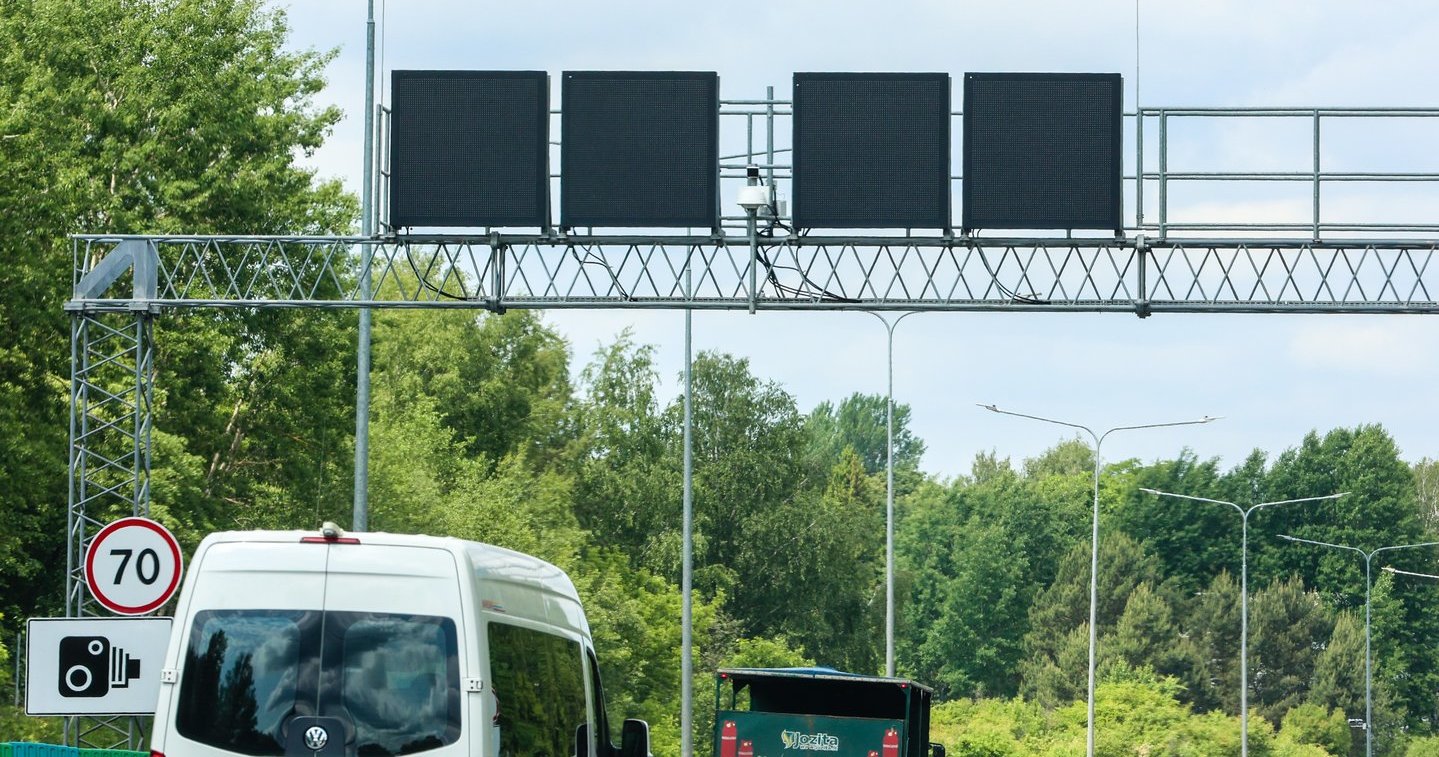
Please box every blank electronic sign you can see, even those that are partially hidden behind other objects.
[792,73,951,230]
[962,72,1123,232]
[561,71,719,228]
[389,70,549,228]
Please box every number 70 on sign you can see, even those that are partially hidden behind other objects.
[84,517,184,616]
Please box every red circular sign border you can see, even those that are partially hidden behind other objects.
[84,516,184,615]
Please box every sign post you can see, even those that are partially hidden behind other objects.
[84,517,183,616]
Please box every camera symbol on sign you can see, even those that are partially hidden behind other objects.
[58,635,141,698]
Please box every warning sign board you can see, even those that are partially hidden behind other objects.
[26,617,172,715]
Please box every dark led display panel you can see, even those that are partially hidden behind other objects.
[962,72,1122,232]
[561,71,719,228]
[792,72,951,229]
[389,70,549,228]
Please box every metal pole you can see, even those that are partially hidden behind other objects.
[1087,430,1103,757]
[681,254,695,757]
[1240,510,1249,754]
[132,317,144,518]
[885,324,895,678]
[1312,111,1322,239]
[982,408,1217,757]
[66,316,80,618]
[746,207,758,314]
[1136,109,1144,226]
[1159,110,1168,238]
[867,312,917,677]
[766,84,775,187]
[1364,554,1373,757]
[353,0,376,531]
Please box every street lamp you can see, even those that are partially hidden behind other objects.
[866,311,920,678]
[1140,489,1347,757]
[1383,565,1439,581]
[1278,535,1439,757]
[979,405,1219,757]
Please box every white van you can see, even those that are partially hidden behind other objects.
[149,525,650,757]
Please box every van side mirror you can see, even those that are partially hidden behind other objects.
[929,743,946,757]
[575,722,591,757]
[619,718,650,757]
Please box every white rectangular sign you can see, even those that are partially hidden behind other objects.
[27,617,173,715]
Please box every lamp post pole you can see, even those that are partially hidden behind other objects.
[867,311,919,677]
[1139,489,1347,757]
[353,0,377,531]
[979,406,1218,757]
[1279,535,1439,757]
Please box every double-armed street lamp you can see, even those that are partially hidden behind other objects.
[1278,535,1439,757]
[1140,489,1347,757]
[868,311,921,677]
[979,405,1218,757]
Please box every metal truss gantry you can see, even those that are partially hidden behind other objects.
[60,102,1439,749]
[67,234,1439,315]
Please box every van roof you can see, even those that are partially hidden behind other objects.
[198,529,581,605]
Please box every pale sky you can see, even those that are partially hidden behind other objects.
[281,0,1439,480]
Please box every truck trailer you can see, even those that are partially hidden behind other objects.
[713,667,944,757]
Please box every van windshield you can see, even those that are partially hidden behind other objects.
[176,609,460,756]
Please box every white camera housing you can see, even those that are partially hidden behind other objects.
[736,184,769,210]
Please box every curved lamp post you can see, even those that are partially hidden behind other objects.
[1278,535,1439,757]
[866,311,920,677]
[979,406,1218,757]
[1140,489,1347,757]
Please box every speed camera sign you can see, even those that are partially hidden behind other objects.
[84,517,183,615]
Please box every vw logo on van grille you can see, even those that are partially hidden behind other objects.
[303,725,329,751]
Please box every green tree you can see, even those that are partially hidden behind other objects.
[568,333,677,566]
[1104,582,1207,703]
[1255,426,1423,594]
[1253,426,1431,736]
[1020,624,1091,709]
[1369,571,1426,750]
[899,446,1082,699]
[1022,532,1167,677]
[914,518,1032,698]
[672,352,809,606]
[1413,458,1439,534]
[1407,736,1439,756]
[1114,450,1229,595]
[0,622,63,741]
[1307,612,1364,735]
[1250,576,1336,723]
[1278,703,1351,757]
[156,309,358,536]
[1022,437,1093,479]
[0,0,355,642]
[1185,570,1242,714]
[447,310,573,467]
[728,449,884,671]
[574,550,722,757]
[931,696,1048,757]
[803,392,925,478]
[372,302,572,471]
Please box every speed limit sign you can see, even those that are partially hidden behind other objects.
[84,517,184,615]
